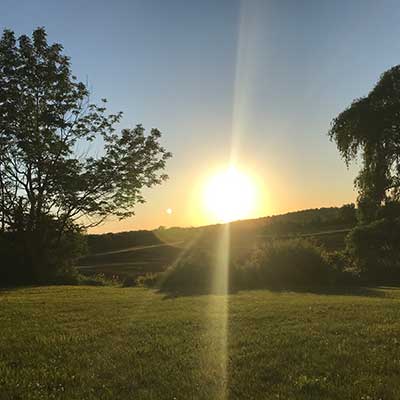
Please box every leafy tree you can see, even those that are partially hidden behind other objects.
[0,27,171,282]
[329,65,400,221]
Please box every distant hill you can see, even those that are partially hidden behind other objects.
[86,230,162,254]
[79,205,357,281]
[86,204,357,255]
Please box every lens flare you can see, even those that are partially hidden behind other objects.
[203,224,230,399]
[202,2,265,397]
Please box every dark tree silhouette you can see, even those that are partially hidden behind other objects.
[0,27,171,281]
[330,66,400,282]
[329,65,400,221]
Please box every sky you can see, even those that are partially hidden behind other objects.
[2,0,400,232]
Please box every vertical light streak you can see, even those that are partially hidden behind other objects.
[205,2,265,397]
[205,223,230,399]
[230,0,262,164]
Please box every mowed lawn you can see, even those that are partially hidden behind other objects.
[1,287,400,399]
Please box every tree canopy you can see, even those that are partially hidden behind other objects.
[0,27,171,281]
[329,65,400,220]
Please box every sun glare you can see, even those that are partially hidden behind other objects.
[203,166,256,223]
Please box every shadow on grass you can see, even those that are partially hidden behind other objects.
[1,282,396,300]
[267,286,389,298]
[157,289,236,300]
[158,285,395,299]
[0,284,45,293]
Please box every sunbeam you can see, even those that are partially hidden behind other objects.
[230,0,264,163]
[204,2,265,397]
[204,223,230,399]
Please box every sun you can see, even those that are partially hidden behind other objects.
[203,166,256,223]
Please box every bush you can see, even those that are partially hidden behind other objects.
[50,266,82,285]
[324,250,359,286]
[346,217,400,284]
[159,249,237,294]
[121,276,137,287]
[241,239,334,289]
[0,218,87,286]
[78,273,113,286]
[135,273,160,288]
[0,232,32,285]
[158,239,340,294]
[324,250,348,273]
[48,270,116,286]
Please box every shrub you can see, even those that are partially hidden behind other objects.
[346,217,400,284]
[159,249,237,294]
[324,250,358,286]
[158,240,337,294]
[135,273,160,288]
[241,239,334,289]
[122,276,137,287]
[324,250,348,273]
[0,219,87,286]
[49,271,116,286]
[78,273,110,286]
[51,266,82,285]
[159,250,213,294]
[0,232,32,285]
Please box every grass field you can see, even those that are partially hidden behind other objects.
[77,243,183,280]
[1,286,400,399]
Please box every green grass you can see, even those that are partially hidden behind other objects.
[1,286,400,399]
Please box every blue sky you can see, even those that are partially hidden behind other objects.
[2,0,400,231]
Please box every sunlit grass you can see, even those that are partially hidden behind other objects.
[1,286,400,399]
[206,223,230,399]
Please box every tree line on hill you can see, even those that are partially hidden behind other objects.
[263,204,357,236]
[86,230,162,254]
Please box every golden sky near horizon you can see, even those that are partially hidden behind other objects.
[89,160,357,234]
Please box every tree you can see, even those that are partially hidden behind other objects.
[329,65,400,222]
[0,27,171,282]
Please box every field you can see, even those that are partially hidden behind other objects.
[1,286,400,399]
[78,242,183,280]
